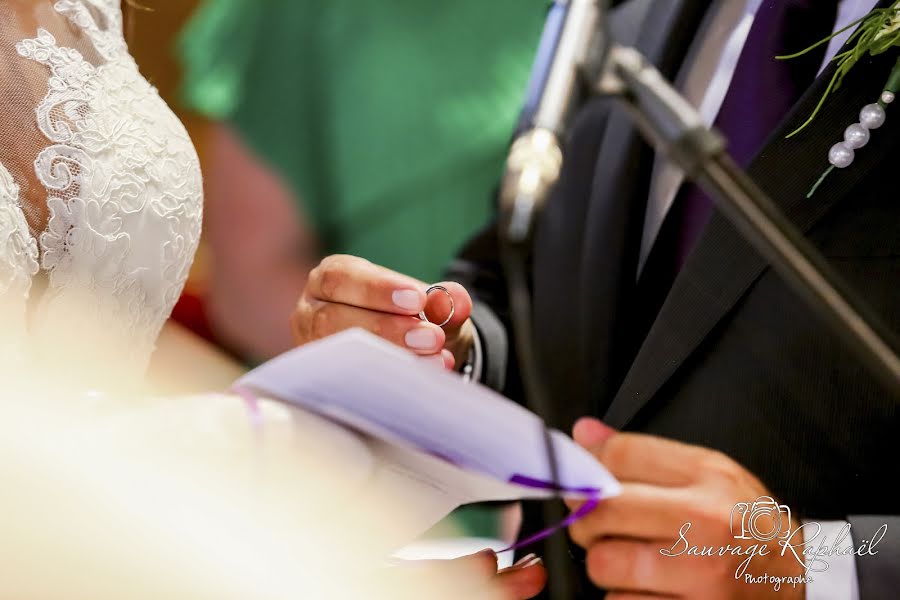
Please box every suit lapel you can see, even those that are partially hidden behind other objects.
[604,39,900,429]
[564,0,710,422]
[535,0,709,427]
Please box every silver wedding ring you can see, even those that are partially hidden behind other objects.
[419,285,455,328]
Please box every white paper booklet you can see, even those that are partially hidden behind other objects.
[235,329,620,549]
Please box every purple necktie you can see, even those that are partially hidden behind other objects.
[669,0,839,270]
[631,0,839,342]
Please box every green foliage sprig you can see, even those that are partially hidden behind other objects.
[777,1,900,138]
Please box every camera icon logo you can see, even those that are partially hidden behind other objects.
[730,496,792,541]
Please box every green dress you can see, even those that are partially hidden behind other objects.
[180,0,547,282]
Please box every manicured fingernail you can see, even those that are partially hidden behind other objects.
[405,327,439,350]
[420,354,445,369]
[499,554,543,574]
[513,553,537,567]
[392,289,422,312]
[516,556,543,569]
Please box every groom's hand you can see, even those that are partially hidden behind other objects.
[291,255,474,368]
[568,418,806,599]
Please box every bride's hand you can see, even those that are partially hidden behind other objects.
[488,552,548,599]
[291,255,475,369]
[380,551,547,599]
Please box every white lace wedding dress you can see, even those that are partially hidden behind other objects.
[0,3,491,598]
[0,0,201,377]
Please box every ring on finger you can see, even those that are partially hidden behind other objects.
[419,285,455,328]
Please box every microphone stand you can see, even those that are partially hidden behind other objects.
[498,7,900,600]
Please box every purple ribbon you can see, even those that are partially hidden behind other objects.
[508,474,601,496]
[497,474,603,553]
[497,497,600,553]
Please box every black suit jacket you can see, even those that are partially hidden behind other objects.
[448,0,900,596]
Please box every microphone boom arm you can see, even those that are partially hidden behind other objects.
[500,38,900,402]
[596,44,900,395]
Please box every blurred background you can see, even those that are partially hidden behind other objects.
[130,0,547,542]
[130,0,545,362]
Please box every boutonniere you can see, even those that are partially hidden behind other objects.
[777,0,900,197]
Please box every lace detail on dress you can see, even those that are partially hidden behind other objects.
[11,1,204,372]
[53,0,126,61]
[0,161,39,300]
[0,161,39,360]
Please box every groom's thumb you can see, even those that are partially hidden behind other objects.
[572,417,616,449]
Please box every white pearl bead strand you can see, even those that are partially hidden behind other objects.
[827,98,889,169]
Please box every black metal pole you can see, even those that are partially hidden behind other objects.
[696,155,900,395]
[500,239,576,600]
